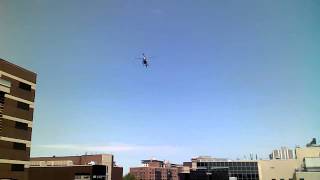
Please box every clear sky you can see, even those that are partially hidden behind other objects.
[1,0,320,173]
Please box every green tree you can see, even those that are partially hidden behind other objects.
[123,173,136,180]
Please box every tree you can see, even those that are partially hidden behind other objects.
[123,173,136,180]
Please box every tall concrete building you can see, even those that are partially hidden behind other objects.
[0,59,37,180]
[269,147,295,160]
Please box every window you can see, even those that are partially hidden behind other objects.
[17,101,29,111]
[11,164,24,171]
[15,122,28,130]
[13,143,26,150]
[19,82,31,91]
[280,179,284,180]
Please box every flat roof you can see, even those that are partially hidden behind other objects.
[141,160,164,163]
[0,58,37,75]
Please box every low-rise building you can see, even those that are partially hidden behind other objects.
[30,154,116,180]
[191,156,259,180]
[294,157,320,180]
[29,164,106,180]
[179,168,229,180]
[258,159,299,180]
[258,139,320,180]
[182,139,320,180]
[130,159,179,180]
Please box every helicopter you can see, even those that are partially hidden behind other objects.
[137,53,152,68]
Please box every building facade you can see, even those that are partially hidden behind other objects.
[30,154,114,180]
[0,59,37,180]
[269,147,295,160]
[193,157,259,180]
[179,168,229,180]
[294,157,320,180]
[258,140,320,180]
[258,159,299,180]
[29,164,107,180]
[130,159,179,180]
[112,166,124,180]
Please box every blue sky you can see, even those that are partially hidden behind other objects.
[1,0,320,173]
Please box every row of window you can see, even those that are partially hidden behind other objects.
[15,121,28,130]
[13,142,27,150]
[211,166,258,171]
[11,164,25,171]
[17,101,30,111]
[198,162,258,167]
[18,82,32,91]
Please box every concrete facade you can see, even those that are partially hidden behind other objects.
[296,147,320,166]
[258,145,320,180]
[295,172,320,180]
[270,147,295,160]
[258,159,299,180]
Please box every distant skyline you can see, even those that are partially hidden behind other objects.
[1,0,320,173]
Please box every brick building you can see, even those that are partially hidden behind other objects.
[130,159,179,180]
[0,59,37,180]
[30,154,120,180]
[29,164,106,180]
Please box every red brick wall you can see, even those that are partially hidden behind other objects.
[130,167,178,180]
[112,166,123,180]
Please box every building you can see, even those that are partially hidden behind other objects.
[269,147,295,160]
[258,159,299,180]
[130,159,179,180]
[179,168,229,180]
[258,139,320,180]
[295,157,320,180]
[191,156,228,170]
[29,164,107,180]
[30,154,115,180]
[0,59,37,180]
[296,146,320,165]
[112,166,124,180]
[192,156,259,180]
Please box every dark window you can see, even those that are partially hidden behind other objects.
[13,143,26,150]
[17,101,29,111]
[11,164,24,171]
[19,82,31,91]
[280,179,284,180]
[15,122,28,130]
